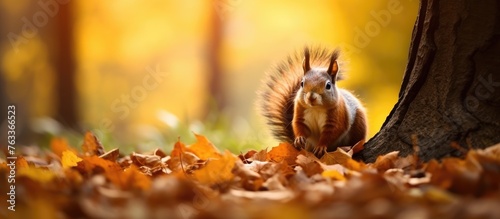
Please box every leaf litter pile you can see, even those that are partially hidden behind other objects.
[1,132,500,219]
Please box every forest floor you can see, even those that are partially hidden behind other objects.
[1,131,500,219]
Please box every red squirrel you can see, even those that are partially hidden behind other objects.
[259,47,367,157]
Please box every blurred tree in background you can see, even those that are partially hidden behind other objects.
[0,0,418,153]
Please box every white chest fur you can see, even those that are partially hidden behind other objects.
[303,107,327,145]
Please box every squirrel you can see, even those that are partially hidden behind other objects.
[258,46,367,157]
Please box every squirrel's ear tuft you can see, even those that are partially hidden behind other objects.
[303,47,311,74]
[327,49,340,80]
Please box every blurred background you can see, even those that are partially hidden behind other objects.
[0,0,418,154]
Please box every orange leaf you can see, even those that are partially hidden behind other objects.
[76,155,121,175]
[267,142,301,165]
[320,147,352,165]
[351,140,365,155]
[187,133,221,160]
[192,150,236,185]
[17,156,29,169]
[171,139,187,158]
[62,150,83,168]
[50,138,76,158]
[108,165,151,190]
[372,151,400,172]
[81,131,105,156]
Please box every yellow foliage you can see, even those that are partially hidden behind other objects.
[18,167,56,183]
[62,150,83,168]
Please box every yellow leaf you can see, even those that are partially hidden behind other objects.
[193,150,236,185]
[62,150,82,168]
[18,167,56,183]
[322,169,346,181]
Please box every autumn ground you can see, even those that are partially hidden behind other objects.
[1,131,500,219]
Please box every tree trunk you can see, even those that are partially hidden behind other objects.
[53,2,78,128]
[205,8,225,118]
[358,0,500,162]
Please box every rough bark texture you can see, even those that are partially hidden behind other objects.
[358,0,500,162]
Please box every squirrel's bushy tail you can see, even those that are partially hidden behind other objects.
[257,46,343,143]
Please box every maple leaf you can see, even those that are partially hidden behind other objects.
[320,147,352,165]
[81,131,105,156]
[187,133,222,160]
[267,142,301,165]
[171,139,188,158]
[192,150,236,185]
[62,150,83,168]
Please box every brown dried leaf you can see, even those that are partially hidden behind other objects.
[296,154,324,177]
[81,131,105,156]
[252,149,268,162]
[372,151,400,172]
[320,147,352,165]
[233,161,264,191]
[130,152,162,168]
[99,148,120,161]
[267,142,301,165]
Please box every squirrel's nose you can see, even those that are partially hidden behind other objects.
[308,94,317,103]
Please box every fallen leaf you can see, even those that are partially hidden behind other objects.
[351,140,365,155]
[187,133,221,160]
[108,165,151,190]
[267,143,301,165]
[170,139,187,158]
[18,166,56,183]
[372,151,400,172]
[62,150,83,168]
[320,147,352,165]
[296,154,324,177]
[50,138,76,158]
[81,131,105,156]
[192,150,236,185]
[322,169,346,181]
[99,148,120,161]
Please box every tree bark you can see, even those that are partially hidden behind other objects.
[359,0,500,162]
[54,2,78,128]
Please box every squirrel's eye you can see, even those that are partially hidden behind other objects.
[300,81,304,88]
[325,81,332,90]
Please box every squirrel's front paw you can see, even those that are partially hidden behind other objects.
[293,136,307,150]
[312,145,328,158]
